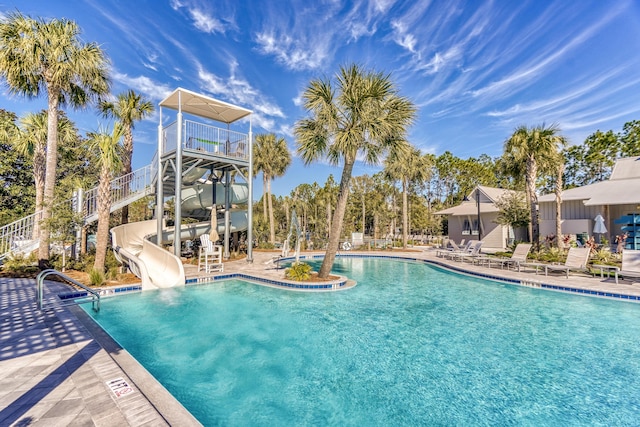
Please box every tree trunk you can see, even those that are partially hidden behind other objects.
[81,226,87,255]
[120,127,134,224]
[525,156,539,247]
[555,162,564,249]
[318,161,354,278]
[326,198,332,238]
[373,212,379,248]
[94,168,112,272]
[38,92,61,268]
[32,143,46,240]
[262,174,268,219]
[402,179,408,249]
[361,195,366,233]
[267,177,276,244]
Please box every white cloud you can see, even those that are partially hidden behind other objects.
[255,31,328,71]
[111,71,173,101]
[189,8,225,34]
[195,64,285,130]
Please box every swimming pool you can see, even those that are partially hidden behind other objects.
[85,257,640,425]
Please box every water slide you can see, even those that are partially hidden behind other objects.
[111,181,249,290]
[181,182,249,218]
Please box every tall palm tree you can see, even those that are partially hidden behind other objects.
[253,133,291,244]
[295,64,416,278]
[99,90,154,224]
[554,159,565,249]
[504,123,566,247]
[90,123,124,273]
[16,111,76,235]
[384,144,431,248]
[0,12,110,267]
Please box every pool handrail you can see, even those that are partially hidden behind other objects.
[36,269,100,312]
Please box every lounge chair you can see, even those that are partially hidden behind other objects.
[451,241,483,262]
[436,239,462,257]
[443,240,476,259]
[478,243,532,271]
[594,250,640,284]
[523,247,591,278]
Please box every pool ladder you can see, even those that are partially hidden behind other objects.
[36,269,101,312]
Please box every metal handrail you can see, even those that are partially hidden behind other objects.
[36,269,100,312]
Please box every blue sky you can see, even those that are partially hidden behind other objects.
[2,0,640,197]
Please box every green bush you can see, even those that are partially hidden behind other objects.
[536,247,565,263]
[257,241,275,249]
[1,252,39,275]
[89,268,105,286]
[591,248,616,265]
[285,261,312,281]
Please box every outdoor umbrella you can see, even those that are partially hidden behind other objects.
[593,214,607,242]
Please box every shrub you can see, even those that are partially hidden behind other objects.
[537,247,565,263]
[1,252,39,275]
[285,261,312,281]
[257,241,275,250]
[89,269,105,286]
[591,248,616,265]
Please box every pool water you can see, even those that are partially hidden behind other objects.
[85,258,640,425]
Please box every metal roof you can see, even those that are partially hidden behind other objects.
[538,157,640,206]
[159,88,252,124]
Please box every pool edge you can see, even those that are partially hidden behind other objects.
[68,304,203,427]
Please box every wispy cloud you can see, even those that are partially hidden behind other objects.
[255,30,330,71]
[195,60,285,131]
[170,0,229,34]
[111,71,173,101]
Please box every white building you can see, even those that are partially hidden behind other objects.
[538,156,640,250]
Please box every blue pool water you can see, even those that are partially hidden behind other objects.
[85,258,640,425]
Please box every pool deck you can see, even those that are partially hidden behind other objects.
[2,248,640,426]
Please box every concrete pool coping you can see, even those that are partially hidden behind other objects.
[3,249,640,425]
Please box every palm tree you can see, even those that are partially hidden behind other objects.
[90,123,124,273]
[554,159,565,249]
[295,64,416,278]
[0,12,110,267]
[99,90,154,224]
[384,144,431,248]
[16,111,77,238]
[253,133,291,244]
[504,124,566,247]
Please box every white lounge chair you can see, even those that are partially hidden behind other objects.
[451,241,483,262]
[523,247,591,278]
[443,240,475,260]
[436,239,462,257]
[480,243,532,271]
[595,250,640,284]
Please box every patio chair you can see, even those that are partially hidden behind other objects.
[436,239,462,257]
[198,234,224,273]
[480,243,532,271]
[595,250,640,284]
[523,247,591,278]
[451,241,483,262]
[444,240,476,260]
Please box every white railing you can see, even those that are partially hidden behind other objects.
[0,210,43,257]
[0,162,157,260]
[163,120,249,160]
[83,162,156,223]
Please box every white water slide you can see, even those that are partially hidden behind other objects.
[111,181,249,290]
[181,182,249,218]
